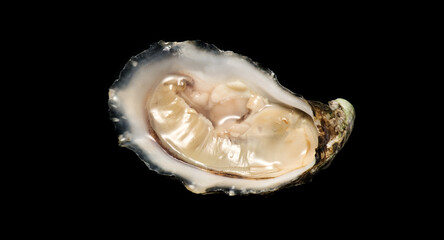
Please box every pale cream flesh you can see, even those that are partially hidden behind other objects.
[148,75,318,178]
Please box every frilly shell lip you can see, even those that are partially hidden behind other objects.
[111,40,304,102]
[108,40,355,195]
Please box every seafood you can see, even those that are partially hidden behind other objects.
[108,41,355,195]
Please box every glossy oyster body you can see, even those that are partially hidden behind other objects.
[109,41,355,195]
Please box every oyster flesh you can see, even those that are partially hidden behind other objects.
[108,41,355,195]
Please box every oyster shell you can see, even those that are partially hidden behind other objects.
[109,40,355,195]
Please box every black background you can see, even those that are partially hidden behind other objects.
[17,9,415,234]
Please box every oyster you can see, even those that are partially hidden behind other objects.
[109,41,355,195]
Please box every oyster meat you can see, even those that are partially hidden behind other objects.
[109,41,355,195]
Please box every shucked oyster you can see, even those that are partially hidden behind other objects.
[109,41,355,195]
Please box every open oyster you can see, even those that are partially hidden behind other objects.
[109,41,355,195]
